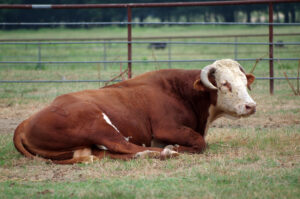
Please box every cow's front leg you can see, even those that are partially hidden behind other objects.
[153,126,206,153]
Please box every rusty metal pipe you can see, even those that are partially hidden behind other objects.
[269,3,274,95]
[127,6,132,79]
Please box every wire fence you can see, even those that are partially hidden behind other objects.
[1,33,299,64]
[0,0,300,94]
[1,41,300,45]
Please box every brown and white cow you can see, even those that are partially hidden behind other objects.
[13,59,256,164]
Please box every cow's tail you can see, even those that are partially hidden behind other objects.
[13,120,36,159]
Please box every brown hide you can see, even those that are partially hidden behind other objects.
[13,69,220,164]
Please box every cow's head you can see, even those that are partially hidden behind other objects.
[194,59,256,118]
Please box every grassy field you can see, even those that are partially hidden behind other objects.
[0,26,300,198]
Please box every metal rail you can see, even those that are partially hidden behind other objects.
[1,41,300,45]
[0,0,299,9]
[0,58,298,64]
[0,80,121,83]
[4,50,299,58]
[0,77,298,84]
[0,33,299,42]
[2,22,300,26]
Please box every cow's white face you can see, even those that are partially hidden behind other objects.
[213,60,256,118]
[195,59,256,118]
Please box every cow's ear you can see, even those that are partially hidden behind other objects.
[193,79,206,91]
[246,73,255,90]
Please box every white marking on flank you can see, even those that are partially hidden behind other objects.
[97,145,108,151]
[102,113,120,133]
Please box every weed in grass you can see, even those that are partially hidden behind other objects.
[278,63,293,70]
[234,155,260,165]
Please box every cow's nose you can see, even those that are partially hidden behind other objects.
[245,103,256,114]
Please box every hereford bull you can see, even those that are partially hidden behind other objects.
[14,59,256,164]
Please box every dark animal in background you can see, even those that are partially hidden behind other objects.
[148,42,167,50]
[275,40,284,48]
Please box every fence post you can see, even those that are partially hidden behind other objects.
[234,36,238,60]
[168,38,172,68]
[269,2,274,95]
[127,6,132,79]
[103,43,107,70]
[37,44,42,69]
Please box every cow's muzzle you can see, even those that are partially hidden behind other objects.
[243,102,256,116]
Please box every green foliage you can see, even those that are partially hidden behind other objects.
[0,0,299,29]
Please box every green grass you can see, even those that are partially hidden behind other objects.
[0,127,299,198]
[0,26,300,198]
[0,170,299,199]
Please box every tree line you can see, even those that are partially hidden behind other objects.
[0,0,299,29]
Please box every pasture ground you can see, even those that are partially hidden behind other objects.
[0,26,300,198]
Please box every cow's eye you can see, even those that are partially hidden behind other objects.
[221,81,232,92]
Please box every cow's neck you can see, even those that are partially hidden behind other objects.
[164,70,222,136]
[204,105,224,136]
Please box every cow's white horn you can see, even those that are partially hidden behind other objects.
[200,64,217,90]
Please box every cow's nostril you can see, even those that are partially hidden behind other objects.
[245,104,256,113]
[245,105,252,110]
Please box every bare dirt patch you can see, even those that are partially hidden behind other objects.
[0,118,23,134]
[0,102,46,134]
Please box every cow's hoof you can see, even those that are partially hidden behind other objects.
[160,148,179,160]
[134,150,161,159]
[82,155,99,164]
[164,144,180,151]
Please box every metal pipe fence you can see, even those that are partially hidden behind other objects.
[1,58,299,64]
[1,77,298,84]
[1,0,300,94]
[1,33,299,41]
[0,0,299,9]
[2,22,300,26]
[1,41,300,45]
